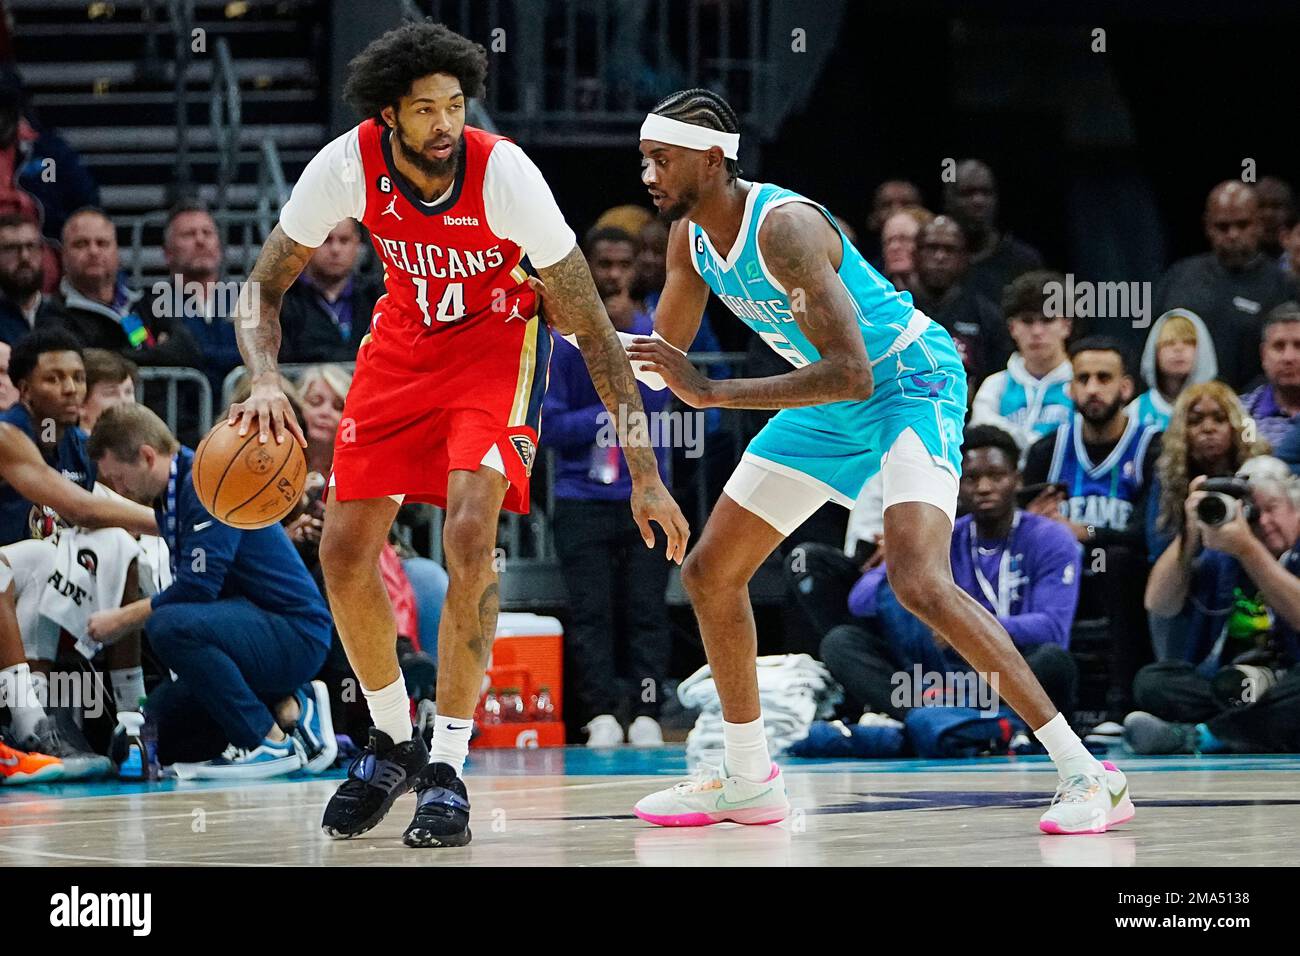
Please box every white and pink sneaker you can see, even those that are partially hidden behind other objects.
[633,763,789,827]
[1039,760,1135,835]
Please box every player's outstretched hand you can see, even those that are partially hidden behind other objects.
[631,476,690,564]
[626,337,714,407]
[228,380,308,447]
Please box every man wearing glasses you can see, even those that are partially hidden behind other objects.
[0,214,69,346]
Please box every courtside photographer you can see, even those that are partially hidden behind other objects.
[1132,456,1300,753]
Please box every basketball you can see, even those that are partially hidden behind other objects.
[192,421,307,529]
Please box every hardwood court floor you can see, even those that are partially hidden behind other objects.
[1,749,1297,866]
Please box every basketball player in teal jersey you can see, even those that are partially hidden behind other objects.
[622,90,1133,834]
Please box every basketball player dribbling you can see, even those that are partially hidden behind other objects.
[229,23,688,848]
[615,89,1134,834]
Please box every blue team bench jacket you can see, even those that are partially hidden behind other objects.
[150,446,332,646]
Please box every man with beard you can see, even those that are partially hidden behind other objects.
[1154,181,1296,390]
[820,425,1081,722]
[228,21,686,849]
[0,214,70,345]
[942,160,1043,307]
[585,226,642,327]
[1023,337,1163,719]
[0,330,159,777]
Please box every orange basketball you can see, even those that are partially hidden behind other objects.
[192,421,307,529]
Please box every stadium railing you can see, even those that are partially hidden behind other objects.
[136,366,213,440]
[167,0,196,196]
[209,37,243,216]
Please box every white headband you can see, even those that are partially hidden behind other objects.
[640,113,739,160]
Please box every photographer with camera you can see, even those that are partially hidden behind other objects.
[1133,455,1300,753]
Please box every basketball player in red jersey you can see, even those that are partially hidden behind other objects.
[228,22,688,848]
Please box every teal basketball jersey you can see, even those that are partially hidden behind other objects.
[687,182,968,504]
[688,182,940,385]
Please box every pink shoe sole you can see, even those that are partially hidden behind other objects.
[633,805,789,827]
[1039,798,1136,835]
[1039,760,1136,835]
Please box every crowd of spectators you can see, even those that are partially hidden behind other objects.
[783,169,1300,756]
[2,81,1300,781]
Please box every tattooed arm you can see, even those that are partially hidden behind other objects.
[532,246,690,563]
[229,224,313,446]
[629,202,872,410]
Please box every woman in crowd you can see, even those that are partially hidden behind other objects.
[1147,381,1268,657]
[1129,308,1218,430]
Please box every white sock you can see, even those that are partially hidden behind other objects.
[0,663,47,741]
[362,676,412,744]
[1034,712,1105,779]
[722,715,771,782]
[110,666,146,711]
[429,714,473,776]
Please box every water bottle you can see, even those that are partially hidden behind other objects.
[114,711,146,780]
[116,699,161,781]
[499,688,528,722]
[532,686,556,722]
[480,690,503,725]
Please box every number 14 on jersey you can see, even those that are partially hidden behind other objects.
[412,276,465,324]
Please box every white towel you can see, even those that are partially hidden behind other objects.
[92,481,172,597]
[37,524,143,639]
[1,483,168,659]
[134,533,172,597]
[677,654,843,763]
[0,538,61,660]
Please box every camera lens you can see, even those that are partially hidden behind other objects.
[1196,494,1229,526]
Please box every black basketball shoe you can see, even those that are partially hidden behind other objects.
[321,728,428,839]
[402,762,472,848]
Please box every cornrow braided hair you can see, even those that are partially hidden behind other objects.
[650,88,742,181]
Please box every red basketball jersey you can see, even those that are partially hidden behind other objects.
[312,121,565,513]
[354,119,539,364]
